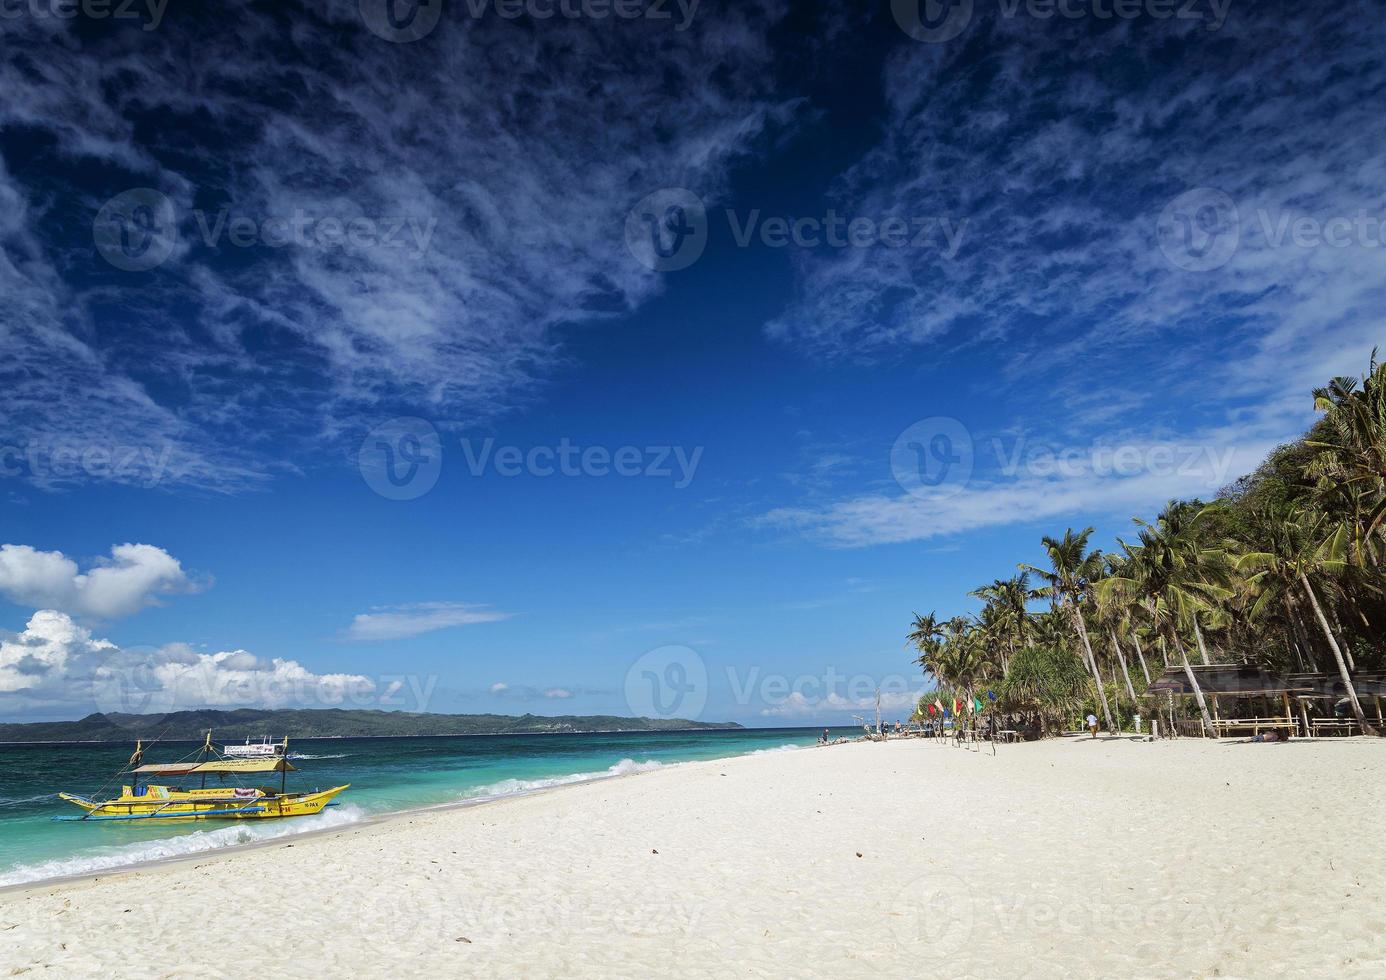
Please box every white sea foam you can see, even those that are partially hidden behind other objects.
[0,794,55,809]
[0,804,365,889]
[747,743,801,755]
[460,758,664,803]
[286,753,350,760]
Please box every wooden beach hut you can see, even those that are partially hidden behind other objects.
[1145,666,1386,737]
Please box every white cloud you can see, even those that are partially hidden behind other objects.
[342,602,510,642]
[489,682,509,694]
[759,689,923,718]
[0,543,199,619]
[0,3,796,489]
[543,688,574,700]
[0,610,374,716]
[761,5,1386,547]
[763,427,1283,548]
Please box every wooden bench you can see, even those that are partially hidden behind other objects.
[1210,717,1295,737]
[1310,718,1359,737]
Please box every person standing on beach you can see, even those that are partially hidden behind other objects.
[1086,713,1099,739]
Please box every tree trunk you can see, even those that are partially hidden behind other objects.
[1299,572,1375,735]
[1110,630,1138,702]
[1070,603,1115,733]
[1132,634,1152,685]
[1172,632,1217,737]
[1192,618,1212,665]
[1328,606,1356,672]
[1289,599,1321,672]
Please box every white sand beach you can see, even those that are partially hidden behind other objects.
[4,737,1385,979]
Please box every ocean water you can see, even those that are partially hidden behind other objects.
[0,727,859,887]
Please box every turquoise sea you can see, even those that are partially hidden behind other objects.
[0,727,859,887]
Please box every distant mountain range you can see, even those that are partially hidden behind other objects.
[0,708,743,743]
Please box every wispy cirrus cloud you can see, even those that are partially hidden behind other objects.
[342,602,511,643]
[762,4,1386,547]
[0,1,798,490]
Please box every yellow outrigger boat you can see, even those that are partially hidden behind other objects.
[56,733,348,823]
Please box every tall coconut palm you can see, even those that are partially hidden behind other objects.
[1100,503,1233,737]
[1237,503,1377,734]
[1021,528,1115,732]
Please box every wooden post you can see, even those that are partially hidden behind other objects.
[1299,698,1311,739]
[1376,696,1383,727]
[1282,692,1292,736]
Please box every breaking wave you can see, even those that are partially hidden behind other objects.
[460,758,664,803]
[0,804,365,889]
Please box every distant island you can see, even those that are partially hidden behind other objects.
[0,708,744,743]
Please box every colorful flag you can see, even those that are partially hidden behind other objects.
[934,698,944,714]
[974,696,984,713]
[987,690,996,701]
[927,703,937,715]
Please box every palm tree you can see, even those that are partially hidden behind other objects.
[1237,503,1376,734]
[1022,527,1116,733]
[1100,503,1232,737]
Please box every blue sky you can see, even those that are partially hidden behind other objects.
[1,0,1383,726]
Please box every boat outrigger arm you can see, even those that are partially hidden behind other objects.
[55,734,349,823]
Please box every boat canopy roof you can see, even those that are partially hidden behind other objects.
[133,758,298,776]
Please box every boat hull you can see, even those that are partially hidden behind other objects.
[56,784,349,822]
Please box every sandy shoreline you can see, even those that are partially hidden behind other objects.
[4,737,1385,978]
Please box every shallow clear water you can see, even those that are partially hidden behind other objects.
[0,727,858,886]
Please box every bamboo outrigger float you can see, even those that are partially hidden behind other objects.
[55,733,348,823]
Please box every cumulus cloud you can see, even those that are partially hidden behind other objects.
[489,682,509,694]
[0,543,200,619]
[543,688,574,700]
[342,602,511,642]
[0,610,374,717]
